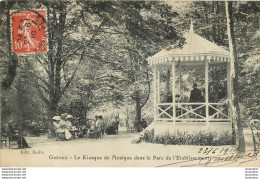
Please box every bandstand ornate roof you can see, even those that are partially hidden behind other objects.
[148,23,231,66]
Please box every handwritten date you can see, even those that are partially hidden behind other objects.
[198,147,237,155]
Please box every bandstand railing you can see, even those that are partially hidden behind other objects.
[156,102,231,122]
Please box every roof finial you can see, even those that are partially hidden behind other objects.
[190,19,194,33]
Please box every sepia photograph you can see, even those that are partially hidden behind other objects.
[0,0,259,168]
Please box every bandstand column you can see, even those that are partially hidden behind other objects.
[178,64,182,116]
[153,66,157,121]
[172,59,176,119]
[205,59,209,123]
[179,64,182,95]
[227,61,232,119]
[157,67,160,103]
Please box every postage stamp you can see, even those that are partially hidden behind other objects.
[10,10,47,54]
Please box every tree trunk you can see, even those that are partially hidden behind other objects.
[48,100,58,118]
[47,101,59,138]
[203,2,210,40]
[216,2,221,44]
[126,107,129,127]
[225,1,245,153]
[84,95,89,120]
[135,90,141,122]
[84,108,88,120]
[2,2,18,90]
[212,1,216,43]
[46,4,66,119]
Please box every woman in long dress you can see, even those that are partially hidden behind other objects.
[52,116,72,140]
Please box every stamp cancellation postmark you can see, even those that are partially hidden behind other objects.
[11,10,47,54]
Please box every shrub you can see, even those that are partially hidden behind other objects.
[143,130,232,146]
[143,129,154,143]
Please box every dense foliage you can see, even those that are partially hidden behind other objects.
[0,1,259,129]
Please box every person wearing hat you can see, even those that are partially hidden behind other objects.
[61,113,67,119]
[90,116,98,131]
[99,116,107,137]
[52,116,63,133]
[65,115,73,131]
[52,115,72,140]
[70,116,78,132]
[63,115,73,140]
[61,114,72,140]
[59,114,67,131]
[8,121,30,148]
[87,116,100,138]
[95,115,102,129]
[65,115,75,135]
[60,113,67,126]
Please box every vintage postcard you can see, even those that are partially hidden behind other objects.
[0,0,259,167]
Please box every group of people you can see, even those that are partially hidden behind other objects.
[91,115,120,136]
[52,114,74,140]
[52,113,120,140]
[164,83,205,103]
[87,115,105,138]
[162,83,228,118]
[162,83,205,118]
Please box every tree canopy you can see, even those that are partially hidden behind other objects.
[0,1,259,130]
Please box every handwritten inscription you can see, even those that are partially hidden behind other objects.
[157,149,259,167]
[198,147,237,155]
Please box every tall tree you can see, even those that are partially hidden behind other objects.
[225,1,245,153]
[21,1,108,118]
[0,1,18,90]
[93,2,184,121]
